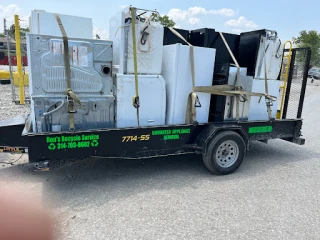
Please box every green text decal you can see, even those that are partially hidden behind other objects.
[46,134,99,151]
[152,128,191,141]
[248,126,272,134]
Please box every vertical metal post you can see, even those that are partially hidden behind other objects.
[6,34,16,102]
[282,49,296,119]
[279,41,293,119]
[3,18,7,35]
[14,15,25,104]
[297,48,311,118]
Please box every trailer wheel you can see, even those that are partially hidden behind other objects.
[203,131,246,175]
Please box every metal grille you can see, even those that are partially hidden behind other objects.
[282,48,311,119]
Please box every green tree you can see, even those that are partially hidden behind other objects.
[9,24,29,39]
[158,15,175,28]
[151,14,175,28]
[295,30,320,68]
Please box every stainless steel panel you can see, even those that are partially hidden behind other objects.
[32,96,115,132]
[27,33,113,96]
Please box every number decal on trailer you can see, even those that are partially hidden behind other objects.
[121,135,150,143]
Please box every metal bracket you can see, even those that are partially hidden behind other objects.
[195,96,202,108]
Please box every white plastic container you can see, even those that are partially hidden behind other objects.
[162,44,216,125]
[115,74,166,128]
[248,79,280,120]
[109,8,164,74]
[29,10,93,39]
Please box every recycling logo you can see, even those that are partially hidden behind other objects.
[48,143,56,150]
[91,140,99,147]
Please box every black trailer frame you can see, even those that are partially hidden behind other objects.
[0,116,305,174]
[0,47,311,174]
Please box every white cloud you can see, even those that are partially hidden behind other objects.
[0,4,20,18]
[225,16,258,28]
[168,6,235,23]
[0,4,29,32]
[93,26,109,40]
[189,17,200,25]
[209,8,236,17]
[168,8,188,22]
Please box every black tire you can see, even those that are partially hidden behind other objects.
[203,131,246,175]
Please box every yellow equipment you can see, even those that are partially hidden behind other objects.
[277,41,293,119]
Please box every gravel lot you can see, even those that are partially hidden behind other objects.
[0,84,30,120]
[0,79,320,239]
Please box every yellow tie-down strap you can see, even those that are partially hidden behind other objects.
[55,13,81,131]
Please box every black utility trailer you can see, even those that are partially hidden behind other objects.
[0,48,310,175]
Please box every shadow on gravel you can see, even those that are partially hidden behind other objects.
[0,139,317,210]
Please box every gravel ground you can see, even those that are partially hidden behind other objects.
[0,79,320,239]
[0,84,30,120]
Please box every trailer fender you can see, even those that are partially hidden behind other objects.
[194,124,249,155]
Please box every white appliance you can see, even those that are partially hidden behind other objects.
[109,7,164,74]
[162,44,216,125]
[27,33,113,133]
[27,34,113,96]
[248,80,280,121]
[224,68,252,121]
[255,37,284,80]
[29,10,93,39]
[115,74,166,128]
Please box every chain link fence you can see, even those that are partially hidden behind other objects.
[0,18,30,104]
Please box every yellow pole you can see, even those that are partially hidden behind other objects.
[14,15,25,104]
[279,41,293,119]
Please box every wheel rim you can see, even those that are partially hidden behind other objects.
[215,140,239,168]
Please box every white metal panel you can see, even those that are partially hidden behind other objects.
[31,96,115,133]
[27,34,113,96]
[115,74,166,128]
[109,8,164,74]
[224,67,252,120]
[126,23,164,74]
[248,79,280,120]
[162,44,216,125]
[30,10,93,39]
[268,38,284,79]
[255,37,283,80]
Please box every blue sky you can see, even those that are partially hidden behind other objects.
[1,0,319,41]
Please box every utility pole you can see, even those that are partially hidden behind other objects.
[3,18,7,35]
